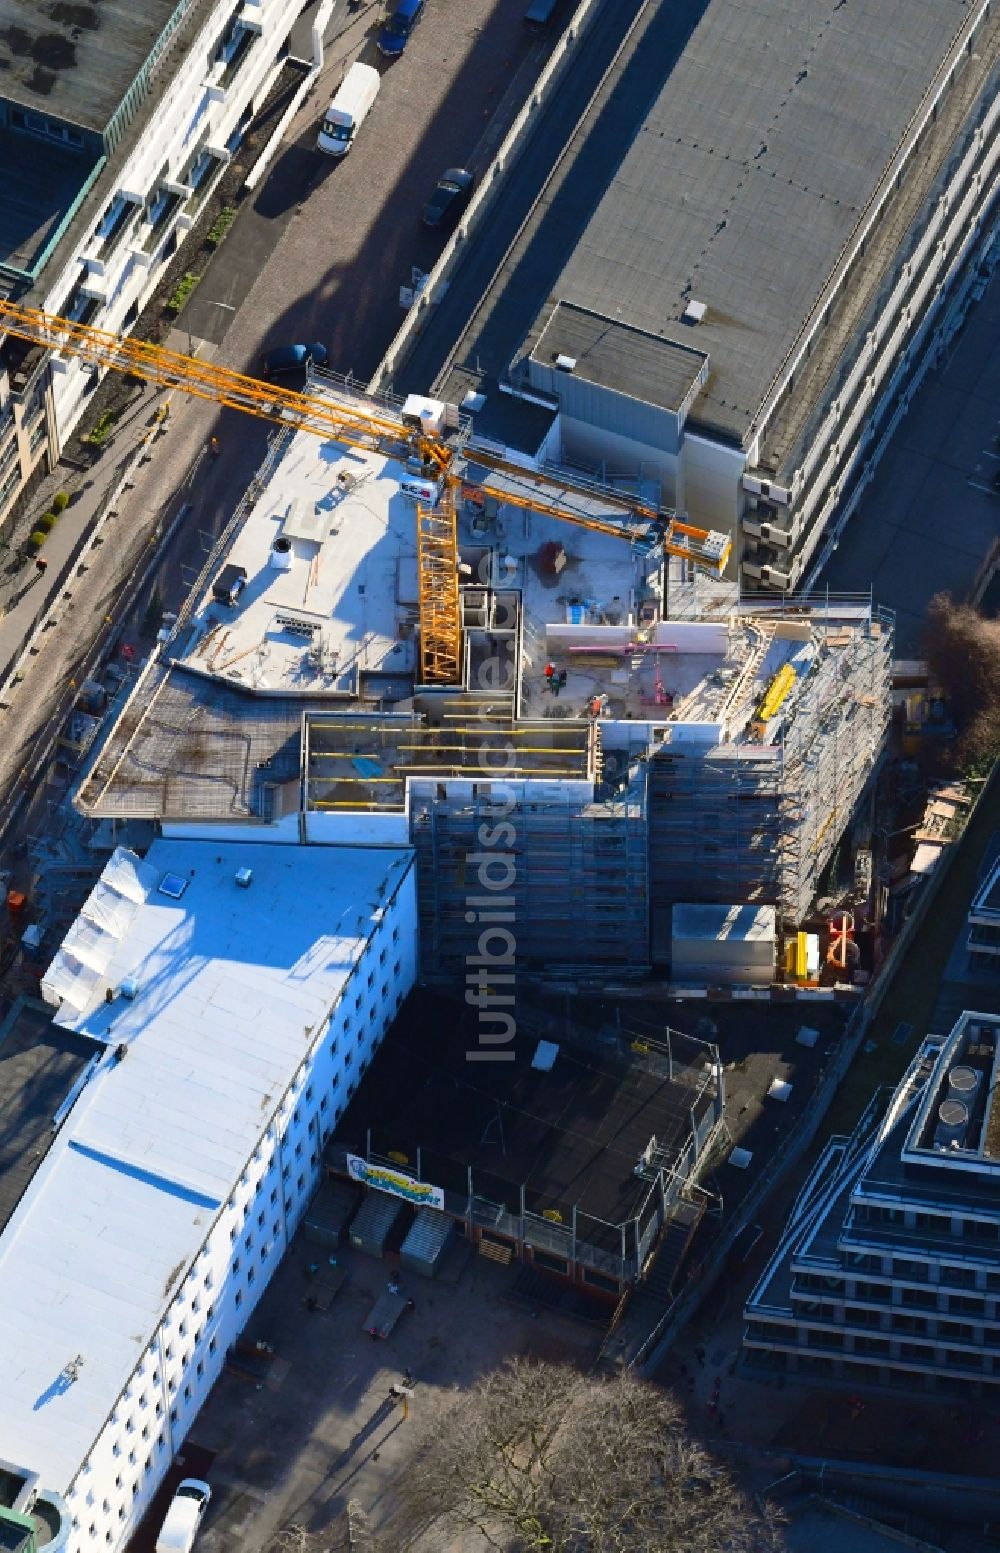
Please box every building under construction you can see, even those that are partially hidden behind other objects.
[74,374,893,979]
[325,988,725,1298]
[649,600,893,929]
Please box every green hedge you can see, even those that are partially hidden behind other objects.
[83,409,118,447]
[51,491,70,513]
[37,512,56,534]
[166,272,201,315]
[206,206,237,249]
[29,531,47,549]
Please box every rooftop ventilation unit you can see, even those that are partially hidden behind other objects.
[235,867,253,889]
[270,535,293,572]
[462,390,486,412]
[120,976,139,1000]
[934,1098,969,1150]
[554,354,577,372]
[157,872,189,900]
[949,1065,981,1103]
[683,299,708,325]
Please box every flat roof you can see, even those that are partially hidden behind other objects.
[902,1011,1000,1174]
[531,303,707,415]
[437,0,986,447]
[0,839,413,1493]
[334,990,719,1229]
[0,0,182,133]
[0,132,99,275]
[0,999,100,1237]
[180,437,422,696]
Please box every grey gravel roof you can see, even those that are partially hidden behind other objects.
[0,0,184,133]
[513,0,981,444]
[532,303,708,413]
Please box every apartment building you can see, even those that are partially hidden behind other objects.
[418,0,1000,593]
[71,378,891,976]
[0,839,417,1552]
[968,855,1000,967]
[744,1011,1000,1394]
[0,0,311,522]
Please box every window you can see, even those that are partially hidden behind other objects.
[10,108,84,147]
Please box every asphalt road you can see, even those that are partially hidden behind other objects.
[0,0,548,880]
[185,0,542,381]
[392,0,654,398]
[817,258,1000,653]
[125,0,548,688]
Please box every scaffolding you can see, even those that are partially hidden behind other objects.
[411,773,650,978]
[649,601,893,925]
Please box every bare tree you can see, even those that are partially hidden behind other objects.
[389,1358,781,1553]
[923,594,1000,772]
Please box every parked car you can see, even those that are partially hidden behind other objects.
[378,0,424,57]
[524,0,563,32]
[422,168,475,229]
[155,1479,212,1553]
[316,61,381,156]
[261,342,328,377]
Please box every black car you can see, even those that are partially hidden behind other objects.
[422,168,475,230]
[261,342,328,378]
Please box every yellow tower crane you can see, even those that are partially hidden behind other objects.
[0,301,732,685]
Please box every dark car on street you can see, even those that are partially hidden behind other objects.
[261,343,328,378]
[422,168,475,230]
[378,0,424,57]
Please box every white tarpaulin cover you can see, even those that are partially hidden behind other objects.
[40,848,158,1012]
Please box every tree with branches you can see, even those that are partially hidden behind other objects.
[923,593,1000,774]
[388,1358,782,1552]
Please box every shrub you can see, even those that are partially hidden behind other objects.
[83,410,118,448]
[37,512,56,533]
[166,272,201,315]
[29,531,47,549]
[206,206,237,249]
[51,491,70,513]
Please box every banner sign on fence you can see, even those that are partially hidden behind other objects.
[346,1153,445,1210]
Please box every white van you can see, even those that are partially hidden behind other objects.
[317,62,381,156]
[155,1479,211,1553]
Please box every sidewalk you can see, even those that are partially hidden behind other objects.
[0,386,169,692]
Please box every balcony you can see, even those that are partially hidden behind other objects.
[139,191,186,256]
